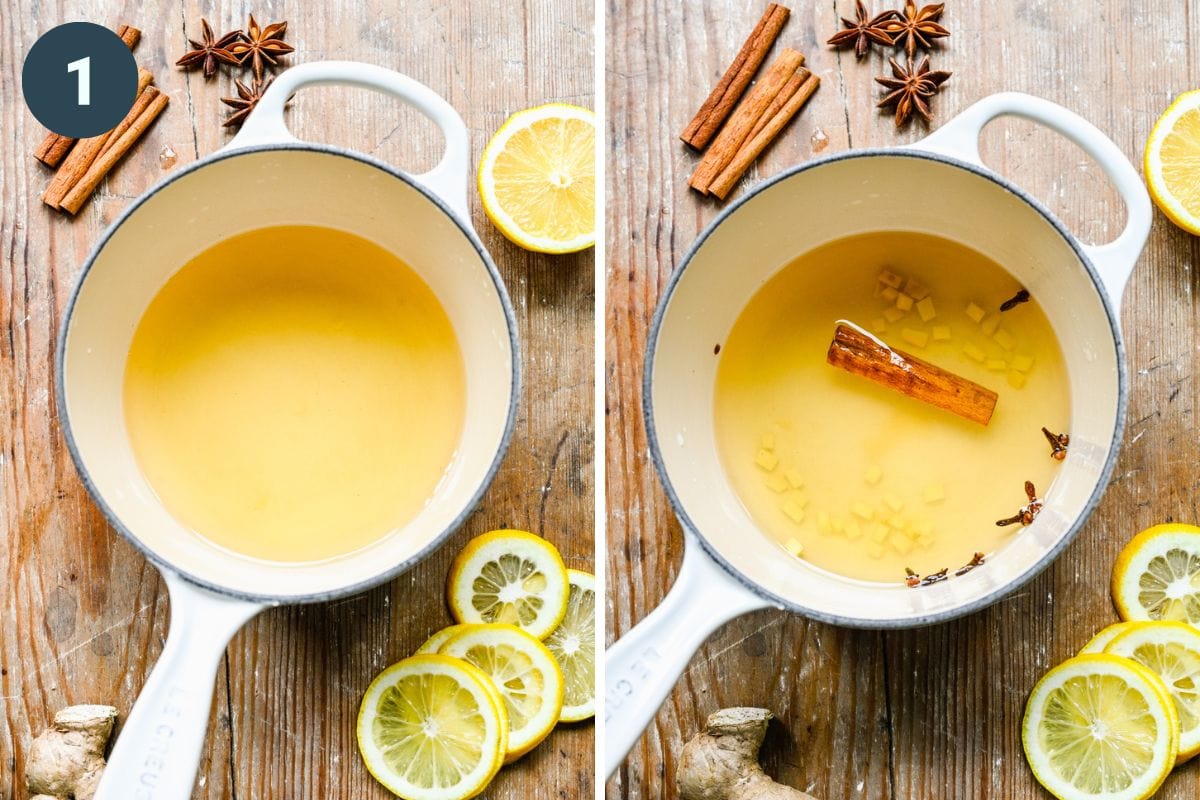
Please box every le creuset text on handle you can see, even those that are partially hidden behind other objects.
[226,61,472,221]
[603,530,772,778]
[93,572,263,800]
[912,91,1151,311]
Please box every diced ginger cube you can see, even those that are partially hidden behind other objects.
[910,520,932,538]
[891,536,913,556]
[864,464,883,485]
[872,317,888,334]
[831,517,845,535]
[881,286,900,302]
[932,325,951,341]
[868,543,885,559]
[844,521,863,540]
[993,329,1017,351]
[791,493,809,510]
[883,307,906,323]
[981,314,1001,336]
[986,358,1007,372]
[1012,353,1035,372]
[916,297,937,322]
[965,302,986,323]
[895,293,915,311]
[870,524,889,544]
[755,449,779,471]
[901,329,929,348]
[916,533,934,549]
[885,493,904,512]
[765,473,790,493]
[816,511,831,534]
[904,278,930,301]
[963,342,986,362]
[784,537,804,556]
[761,433,776,450]
[923,483,945,504]
[1007,370,1028,389]
[782,499,806,524]
[784,469,805,489]
[852,502,874,520]
[878,269,904,289]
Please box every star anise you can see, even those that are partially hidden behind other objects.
[882,1,950,59]
[176,18,244,80]
[827,1,899,59]
[228,15,294,80]
[222,77,273,128]
[876,56,951,126]
[996,481,1043,527]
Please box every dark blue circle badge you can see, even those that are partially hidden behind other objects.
[22,22,139,139]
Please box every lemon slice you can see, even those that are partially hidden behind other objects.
[1112,523,1200,623]
[1080,622,1139,654]
[440,624,564,762]
[478,103,595,254]
[1022,654,1178,800]
[447,529,569,639]
[544,569,596,721]
[1106,621,1200,762]
[356,654,507,800]
[417,624,473,655]
[1145,90,1200,235]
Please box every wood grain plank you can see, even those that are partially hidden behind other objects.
[606,0,1200,797]
[1,1,594,797]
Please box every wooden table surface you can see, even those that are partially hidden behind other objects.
[0,1,594,797]
[607,1,1200,797]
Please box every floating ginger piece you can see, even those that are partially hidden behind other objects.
[895,293,914,311]
[965,302,986,323]
[932,325,951,341]
[864,464,883,485]
[755,449,778,471]
[916,297,936,322]
[878,269,904,289]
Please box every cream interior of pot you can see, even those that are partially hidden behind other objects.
[61,148,515,599]
[650,153,1121,625]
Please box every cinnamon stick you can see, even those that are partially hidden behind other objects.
[709,71,819,199]
[33,24,141,168]
[59,89,168,215]
[680,3,791,150]
[688,48,804,194]
[43,68,153,209]
[827,321,998,426]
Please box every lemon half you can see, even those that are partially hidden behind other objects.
[478,103,596,254]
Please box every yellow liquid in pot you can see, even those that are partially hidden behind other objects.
[124,225,466,562]
[714,231,1069,583]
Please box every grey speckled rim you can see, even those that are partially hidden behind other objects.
[644,148,1130,630]
[55,142,521,605]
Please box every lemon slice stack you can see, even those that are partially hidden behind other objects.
[357,530,595,800]
[1023,524,1200,799]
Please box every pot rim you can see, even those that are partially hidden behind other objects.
[643,147,1129,629]
[55,141,522,605]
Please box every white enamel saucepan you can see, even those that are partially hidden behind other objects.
[604,92,1151,776]
[55,62,518,798]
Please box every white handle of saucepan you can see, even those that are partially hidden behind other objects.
[912,92,1151,312]
[603,529,772,778]
[225,61,471,220]
[94,571,263,800]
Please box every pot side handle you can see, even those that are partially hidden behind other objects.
[604,530,772,779]
[226,61,471,220]
[912,92,1151,310]
[93,571,264,800]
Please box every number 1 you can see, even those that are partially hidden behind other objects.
[67,56,90,106]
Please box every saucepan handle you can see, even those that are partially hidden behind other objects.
[603,529,772,778]
[912,92,1151,311]
[225,61,472,220]
[94,571,264,800]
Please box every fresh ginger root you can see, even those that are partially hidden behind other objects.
[678,708,818,800]
[26,705,118,800]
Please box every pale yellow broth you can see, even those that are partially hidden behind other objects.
[714,231,1069,583]
[124,225,465,562]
